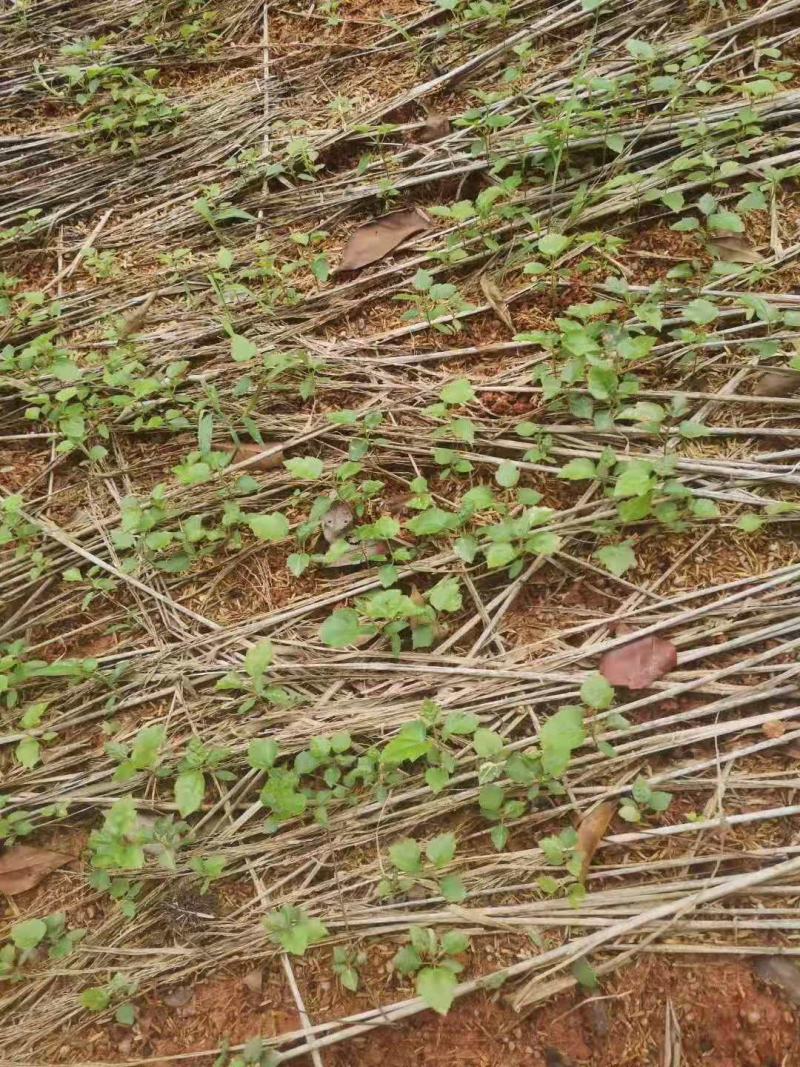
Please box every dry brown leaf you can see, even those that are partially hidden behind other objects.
[753,956,800,1005]
[479,274,514,332]
[226,443,284,471]
[545,1049,575,1067]
[762,719,786,739]
[338,208,431,272]
[600,634,678,690]
[0,845,71,896]
[706,236,764,264]
[243,969,263,993]
[752,368,800,397]
[576,800,616,880]
[322,501,354,544]
[417,114,451,143]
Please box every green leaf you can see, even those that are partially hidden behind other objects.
[81,986,110,1012]
[684,298,718,326]
[580,672,614,710]
[661,190,684,212]
[264,906,328,955]
[11,918,47,951]
[614,462,653,498]
[130,725,164,771]
[284,456,324,480]
[115,1003,136,1026]
[443,711,479,736]
[454,535,479,562]
[708,211,744,234]
[389,838,422,874]
[394,945,422,975]
[15,736,40,769]
[605,133,624,155]
[245,639,273,680]
[381,732,432,766]
[248,513,289,541]
[490,824,509,851]
[440,378,475,405]
[425,766,450,793]
[439,874,467,903]
[174,770,205,817]
[425,832,456,868]
[231,333,258,362]
[527,531,561,555]
[485,542,517,569]
[594,542,636,577]
[320,608,362,648]
[540,705,585,778]
[473,728,503,758]
[560,458,596,480]
[495,460,520,488]
[248,738,279,769]
[417,966,457,1014]
[428,576,462,613]
[736,513,763,532]
[537,233,570,258]
[691,497,720,520]
[441,930,470,955]
[406,507,458,537]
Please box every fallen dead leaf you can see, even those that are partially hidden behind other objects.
[226,443,284,471]
[322,502,354,544]
[762,719,786,739]
[243,969,263,993]
[706,235,764,264]
[752,368,800,397]
[338,208,431,272]
[162,985,195,1008]
[0,845,71,896]
[752,956,800,1005]
[576,800,616,880]
[417,114,451,143]
[600,634,678,690]
[479,274,514,332]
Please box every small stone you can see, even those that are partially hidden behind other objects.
[243,970,263,994]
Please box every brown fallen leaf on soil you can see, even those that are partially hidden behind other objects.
[762,719,785,739]
[581,995,610,1037]
[752,956,800,1005]
[338,208,431,272]
[600,634,678,690]
[417,113,451,143]
[0,845,71,895]
[225,443,284,471]
[479,274,514,332]
[576,800,616,880]
[322,501,354,544]
[706,236,764,264]
[752,368,800,397]
[242,969,263,993]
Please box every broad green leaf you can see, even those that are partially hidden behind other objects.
[425,832,456,868]
[560,458,596,480]
[248,738,279,769]
[473,728,503,758]
[245,639,273,679]
[248,513,289,541]
[174,770,205,817]
[684,298,718,326]
[495,460,520,488]
[15,736,40,769]
[284,456,324,480]
[540,705,585,778]
[594,542,636,577]
[389,838,422,873]
[537,233,570,258]
[580,672,614,710]
[439,874,467,903]
[428,576,462,613]
[440,378,475,405]
[417,966,457,1015]
[231,334,258,362]
[11,918,47,951]
[320,608,362,648]
[381,732,432,765]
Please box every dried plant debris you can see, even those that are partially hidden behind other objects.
[338,208,431,271]
[600,634,678,690]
